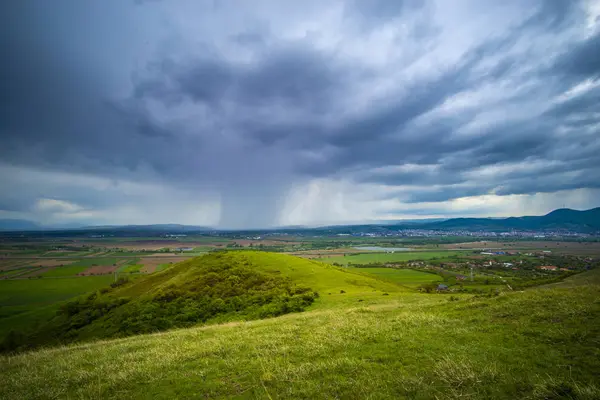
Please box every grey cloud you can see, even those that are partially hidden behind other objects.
[345,0,424,23]
[1,0,599,226]
[554,32,600,79]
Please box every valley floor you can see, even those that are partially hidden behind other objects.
[2,275,600,399]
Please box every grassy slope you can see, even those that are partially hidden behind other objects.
[109,252,396,293]
[1,252,402,350]
[1,257,599,399]
[112,252,403,309]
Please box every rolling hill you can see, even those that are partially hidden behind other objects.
[1,265,599,398]
[1,251,401,352]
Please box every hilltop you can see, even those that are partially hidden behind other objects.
[1,251,401,352]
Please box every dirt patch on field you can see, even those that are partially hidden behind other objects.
[78,265,119,276]
[0,259,34,271]
[31,259,72,267]
[149,253,185,257]
[139,257,189,273]
[90,241,227,250]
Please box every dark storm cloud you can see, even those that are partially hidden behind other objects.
[0,0,599,226]
[135,42,351,120]
[552,32,600,81]
[344,0,425,25]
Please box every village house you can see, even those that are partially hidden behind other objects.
[538,265,558,271]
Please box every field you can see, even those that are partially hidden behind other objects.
[318,251,465,265]
[1,269,599,399]
[0,276,114,337]
[350,267,441,287]
[138,257,187,273]
[41,265,89,277]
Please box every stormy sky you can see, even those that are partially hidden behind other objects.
[1,0,600,228]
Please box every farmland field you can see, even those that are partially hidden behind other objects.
[68,257,119,267]
[350,267,441,287]
[41,265,88,277]
[318,251,466,265]
[118,263,143,273]
[0,276,114,308]
[0,276,114,337]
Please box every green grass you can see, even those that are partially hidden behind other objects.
[318,251,465,265]
[236,252,403,305]
[0,252,403,352]
[0,276,114,337]
[155,263,172,272]
[1,282,599,399]
[1,253,598,399]
[349,267,442,287]
[41,265,89,277]
[119,264,143,273]
[0,268,32,278]
[193,246,214,251]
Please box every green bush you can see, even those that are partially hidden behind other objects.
[3,255,318,352]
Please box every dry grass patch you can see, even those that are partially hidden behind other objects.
[139,257,188,273]
[78,265,118,276]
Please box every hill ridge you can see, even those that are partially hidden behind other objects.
[1,251,402,352]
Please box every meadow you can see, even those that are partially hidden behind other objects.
[1,269,599,399]
[1,240,599,399]
[349,267,441,288]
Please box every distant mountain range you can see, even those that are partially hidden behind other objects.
[80,224,214,232]
[413,207,600,232]
[0,219,41,231]
[1,208,599,233]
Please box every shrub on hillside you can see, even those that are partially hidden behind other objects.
[2,255,318,352]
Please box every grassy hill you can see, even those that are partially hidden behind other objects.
[1,251,401,352]
[1,254,599,399]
